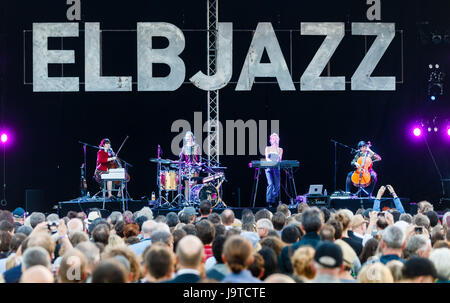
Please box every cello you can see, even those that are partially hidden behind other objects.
[108,136,131,185]
[351,142,373,188]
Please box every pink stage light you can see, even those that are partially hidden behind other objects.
[0,133,7,143]
[413,127,422,137]
[447,128,450,137]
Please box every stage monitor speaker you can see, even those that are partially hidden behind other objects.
[306,195,329,207]
[25,189,45,213]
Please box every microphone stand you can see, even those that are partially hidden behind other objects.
[77,141,105,201]
[330,139,358,193]
[73,141,101,203]
[120,159,133,211]
[156,145,162,208]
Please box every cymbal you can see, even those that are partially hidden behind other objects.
[170,160,185,165]
[149,158,171,164]
[170,161,205,166]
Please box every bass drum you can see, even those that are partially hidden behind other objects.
[190,184,219,205]
[160,171,179,191]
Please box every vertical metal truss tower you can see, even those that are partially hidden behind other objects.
[206,0,219,169]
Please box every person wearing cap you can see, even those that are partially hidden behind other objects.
[12,208,26,225]
[311,241,343,283]
[399,257,439,283]
[87,210,101,228]
[181,207,197,224]
[335,240,359,282]
[349,214,370,247]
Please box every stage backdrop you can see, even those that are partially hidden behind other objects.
[1,0,450,211]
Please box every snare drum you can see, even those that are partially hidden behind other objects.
[160,171,179,191]
[190,184,219,204]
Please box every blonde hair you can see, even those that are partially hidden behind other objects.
[106,234,125,249]
[335,210,352,231]
[357,263,394,283]
[418,201,433,214]
[270,133,280,145]
[386,260,404,282]
[5,254,18,271]
[291,246,315,280]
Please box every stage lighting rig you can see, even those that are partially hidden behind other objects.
[427,64,445,101]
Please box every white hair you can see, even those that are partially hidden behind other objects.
[404,235,430,258]
[138,207,153,220]
[67,218,84,234]
[141,220,157,235]
[382,226,405,249]
[154,222,170,234]
[256,218,273,231]
[429,248,450,281]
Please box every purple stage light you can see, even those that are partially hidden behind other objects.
[447,128,450,137]
[0,133,7,143]
[413,127,422,137]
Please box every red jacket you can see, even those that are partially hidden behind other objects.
[96,149,111,171]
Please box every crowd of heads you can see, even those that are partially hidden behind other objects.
[0,198,449,283]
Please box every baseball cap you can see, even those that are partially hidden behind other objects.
[402,257,439,280]
[351,214,368,230]
[182,207,198,217]
[13,207,25,218]
[314,241,343,268]
[335,239,357,268]
[88,211,101,223]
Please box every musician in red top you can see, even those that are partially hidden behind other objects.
[94,138,117,198]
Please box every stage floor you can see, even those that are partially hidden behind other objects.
[57,196,413,217]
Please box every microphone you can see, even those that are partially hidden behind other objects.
[158,144,163,157]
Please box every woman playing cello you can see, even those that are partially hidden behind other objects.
[345,141,381,197]
[93,138,117,199]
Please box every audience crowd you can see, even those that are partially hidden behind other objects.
[0,185,449,283]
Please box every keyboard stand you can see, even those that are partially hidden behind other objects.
[251,168,261,208]
[102,180,125,212]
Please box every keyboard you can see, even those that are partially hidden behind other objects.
[249,160,300,169]
[101,168,126,180]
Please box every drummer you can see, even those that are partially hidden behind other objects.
[179,131,202,201]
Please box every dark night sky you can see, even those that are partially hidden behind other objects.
[0,0,450,212]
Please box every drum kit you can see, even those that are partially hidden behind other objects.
[149,147,227,208]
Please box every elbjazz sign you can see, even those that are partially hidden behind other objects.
[32,22,396,92]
